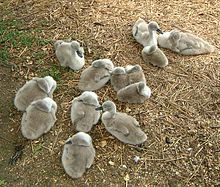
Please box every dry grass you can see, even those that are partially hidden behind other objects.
[1,0,220,186]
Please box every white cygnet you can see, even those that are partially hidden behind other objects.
[62,132,95,179]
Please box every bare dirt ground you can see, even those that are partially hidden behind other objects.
[0,0,220,186]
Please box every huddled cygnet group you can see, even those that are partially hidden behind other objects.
[14,18,215,179]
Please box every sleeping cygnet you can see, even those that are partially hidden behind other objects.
[132,18,163,47]
[132,18,149,46]
[71,91,101,132]
[62,132,95,179]
[96,101,147,145]
[125,64,146,84]
[21,97,57,140]
[158,29,215,55]
[117,82,151,104]
[78,59,114,91]
[110,67,129,91]
[54,40,85,70]
[14,76,57,111]
[142,45,168,68]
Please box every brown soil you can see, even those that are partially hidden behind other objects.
[0,0,220,186]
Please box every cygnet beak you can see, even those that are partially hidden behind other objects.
[109,70,113,74]
[65,140,72,145]
[156,28,163,34]
[95,106,103,111]
[76,50,83,58]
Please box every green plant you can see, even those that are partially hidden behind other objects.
[0,47,9,63]
[39,65,61,81]
[0,19,52,65]
[32,143,44,155]
[36,38,52,46]
[32,51,46,60]
[0,179,7,186]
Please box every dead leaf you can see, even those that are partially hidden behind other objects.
[126,107,131,112]
[124,173,130,182]
[100,140,107,148]
[108,160,115,166]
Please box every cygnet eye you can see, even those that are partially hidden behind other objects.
[76,50,83,58]
[134,26,138,36]
[156,28,163,34]
[65,140,72,144]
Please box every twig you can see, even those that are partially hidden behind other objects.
[30,141,34,153]
[135,156,187,173]
[18,46,27,57]
[51,129,62,154]
[210,125,220,128]
[96,165,105,176]
[194,146,204,158]
[144,157,187,162]
[186,158,204,184]
[194,132,217,157]
[101,86,110,101]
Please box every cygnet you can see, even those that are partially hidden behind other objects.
[110,67,129,91]
[62,132,95,179]
[132,18,149,46]
[71,91,101,132]
[96,101,147,145]
[158,30,215,55]
[78,59,114,91]
[54,40,85,70]
[142,45,168,68]
[14,76,57,111]
[21,97,57,139]
[125,64,146,84]
[132,18,163,46]
[117,82,151,104]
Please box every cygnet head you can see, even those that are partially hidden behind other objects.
[92,59,114,71]
[111,67,126,75]
[126,64,142,73]
[42,97,57,110]
[54,40,64,50]
[36,76,56,94]
[43,97,57,111]
[79,91,99,106]
[148,21,163,34]
[32,97,57,112]
[71,41,84,58]
[137,82,151,98]
[95,100,116,113]
[44,76,57,92]
[65,132,92,147]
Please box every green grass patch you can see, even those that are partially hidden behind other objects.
[32,51,46,60]
[0,47,9,63]
[36,38,52,46]
[32,143,44,156]
[0,179,7,186]
[39,65,61,81]
[0,19,52,64]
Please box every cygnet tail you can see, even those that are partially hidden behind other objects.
[136,132,147,145]
[198,39,216,54]
[205,43,216,53]
[182,41,216,55]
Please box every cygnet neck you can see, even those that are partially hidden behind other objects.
[104,106,116,119]
[149,29,157,43]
